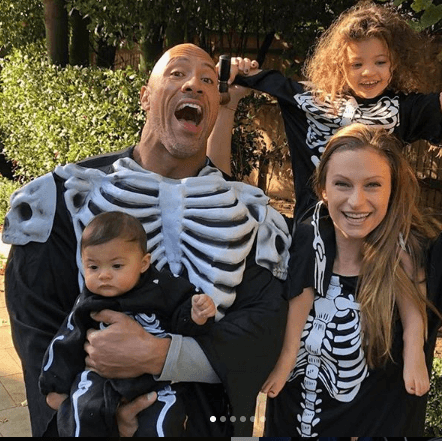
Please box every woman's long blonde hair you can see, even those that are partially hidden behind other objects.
[313,123,441,367]
[303,1,435,103]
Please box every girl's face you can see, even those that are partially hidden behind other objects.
[322,146,392,243]
[343,37,392,99]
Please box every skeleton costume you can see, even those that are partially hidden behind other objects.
[39,266,211,437]
[235,70,442,221]
[3,147,290,437]
[264,203,442,436]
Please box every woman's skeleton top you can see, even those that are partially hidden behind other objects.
[3,155,290,320]
[264,203,442,436]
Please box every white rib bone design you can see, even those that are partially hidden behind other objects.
[55,158,290,319]
[288,275,368,436]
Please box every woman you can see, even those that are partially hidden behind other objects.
[264,124,442,436]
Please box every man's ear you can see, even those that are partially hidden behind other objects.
[140,85,151,111]
[322,190,328,202]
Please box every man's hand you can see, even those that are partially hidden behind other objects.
[84,310,171,378]
[46,392,68,410]
[117,392,157,437]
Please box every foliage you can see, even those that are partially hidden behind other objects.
[0,177,21,226]
[64,0,359,71]
[231,93,267,181]
[231,92,289,191]
[0,0,45,52]
[0,45,147,180]
[380,0,442,32]
[425,356,442,436]
[2,1,441,71]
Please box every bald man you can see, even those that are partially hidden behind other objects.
[3,44,289,437]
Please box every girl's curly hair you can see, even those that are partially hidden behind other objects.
[303,1,436,102]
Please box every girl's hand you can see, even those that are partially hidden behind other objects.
[216,56,260,86]
[229,57,260,83]
[403,349,430,396]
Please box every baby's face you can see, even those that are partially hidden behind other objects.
[343,37,392,99]
[82,238,151,297]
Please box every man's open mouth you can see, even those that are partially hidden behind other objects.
[175,103,203,126]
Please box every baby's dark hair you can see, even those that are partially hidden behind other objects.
[81,211,148,255]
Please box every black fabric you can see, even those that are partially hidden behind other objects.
[194,247,287,435]
[39,266,203,397]
[38,267,208,437]
[57,372,187,437]
[235,70,442,222]
[5,149,287,437]
[264,215,442,436]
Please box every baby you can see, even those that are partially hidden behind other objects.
[39,211,216,437]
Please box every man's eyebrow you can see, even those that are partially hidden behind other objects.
[166,56,216,73]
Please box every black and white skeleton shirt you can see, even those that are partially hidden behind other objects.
[235,70,442,221]
[3,148,290,437]
[264,204,442,436]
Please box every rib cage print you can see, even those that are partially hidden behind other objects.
[55,158,290,319]
[294,92,400,166]
[288,276,369,437]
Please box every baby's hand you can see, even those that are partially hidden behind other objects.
[191,294,216,325]
[403,350,430,396]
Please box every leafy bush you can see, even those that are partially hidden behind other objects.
[425,356,442,436]
[0,177,21,225]
[0,45,147,180]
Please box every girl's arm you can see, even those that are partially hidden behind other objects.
[207,58,260,175]
[207,84,249,175]
[261,286,314,398]
[397,251,429,396]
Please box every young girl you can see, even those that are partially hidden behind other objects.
[263,124,442,436]
[209,0,442,222]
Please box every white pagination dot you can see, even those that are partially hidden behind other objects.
[240,416,246,422]
[210,416,216,422]
[230,416,236,422]
[220,416,226,422]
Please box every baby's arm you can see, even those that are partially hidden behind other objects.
[397,251,429,396]
[191,294,217,325]
[261,287,314,398]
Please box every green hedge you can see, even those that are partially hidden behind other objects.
[0,176,21,225]
[0,45,146,181]
[425,356,442,436]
